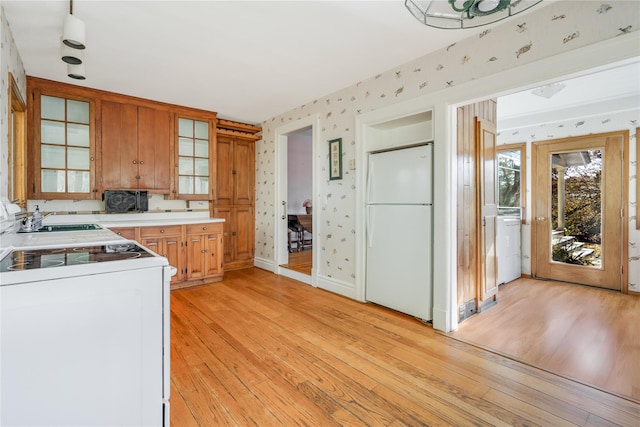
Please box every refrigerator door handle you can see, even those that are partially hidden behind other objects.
[366,158,373,204]
[366,205,374,247]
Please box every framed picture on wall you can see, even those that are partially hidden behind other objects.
[329,138,342,180]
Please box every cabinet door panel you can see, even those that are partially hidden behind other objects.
[186,235,206,280]
[234,206,254,263]
[216,135,234,205]
[205,234,223,276]
[233,139,255,205]
[138,107,171,191]
[164,238,183,284]
[213,206,233,264]
[101,101,137,189]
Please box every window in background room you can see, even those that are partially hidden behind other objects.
[497,143,525,220]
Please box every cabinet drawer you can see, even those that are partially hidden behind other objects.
[185,222,223,235]
[109,227,137,240]
[140,225,182,237]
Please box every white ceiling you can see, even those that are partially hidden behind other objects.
[4,0,636,135]
[496,61,640,144]
[2,0,501,124]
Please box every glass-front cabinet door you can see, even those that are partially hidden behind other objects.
[176,115,213,199]
[32,92,96,199]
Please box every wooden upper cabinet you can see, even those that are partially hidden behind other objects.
[27,78,98,200]
[215,134,255,206]
[101,101,171,192]
[175,114,216,200]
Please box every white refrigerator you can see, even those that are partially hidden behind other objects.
[366,144,433,321]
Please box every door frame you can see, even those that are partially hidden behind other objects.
[531,131,629,292]
[274,114,320,285]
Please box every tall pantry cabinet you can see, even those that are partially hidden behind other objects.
[213,120,261,270]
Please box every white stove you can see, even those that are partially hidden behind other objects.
[0,223,171,426]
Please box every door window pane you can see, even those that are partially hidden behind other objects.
[67,123,90,147]
[177,117,209,195]
[41,145,66,168]
[41,95,65,121]
[550,149,602,267]
[497,149,521,217]
[41,120,65,145]
[68,147,90,169]
[39,95,91,193]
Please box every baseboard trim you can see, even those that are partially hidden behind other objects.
[316,275,359,300]
[254,256,274,272]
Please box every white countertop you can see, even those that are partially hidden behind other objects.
[41,212,225,228]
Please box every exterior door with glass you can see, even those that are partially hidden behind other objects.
[533,132,625,290]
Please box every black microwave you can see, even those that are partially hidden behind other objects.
[103,190,149,213]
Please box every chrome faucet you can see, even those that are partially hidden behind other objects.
[21,211,55,232]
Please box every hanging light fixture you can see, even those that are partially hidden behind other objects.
[67,63,86,80]
[405,0,543,29]
[60,38,82,65]
[62,0,86,49]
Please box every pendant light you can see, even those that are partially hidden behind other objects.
[67,63,86,80]
[405,0,543,29]
[62,0,86,49]
[60,38,82,65]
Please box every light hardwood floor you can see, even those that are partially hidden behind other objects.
[170,268,639,426]
[279,248,312,275]
[449,277,640,401]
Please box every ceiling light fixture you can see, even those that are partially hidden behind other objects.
[60,0,86,80]
[531,82,566,99]
[67,63,86,80]
[62,0,85,49]
[60,38,82,65]
[405,0,543,29]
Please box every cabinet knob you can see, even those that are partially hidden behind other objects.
[232,231,237,236]
[132,160,137,164]
[90,157,95,161]
[160,229,165,233]
[139,161,144,165]
[202,226,207,230]
[135,175,141,180]
[232,170,237,175]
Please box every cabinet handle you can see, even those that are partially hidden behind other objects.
[232,231,237,236]
[232,170,237,175]
[132,160,137,164]
[202,226,207,230]
[160,229,165,233]
[135,175,140,180]
[139,161,144,165]
[167,241,177,245]
[90,157,95,161]
[208,237,217,241]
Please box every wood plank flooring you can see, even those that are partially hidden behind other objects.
[279,248,312,275]
[170,268,640,426]
[449,277,640,401]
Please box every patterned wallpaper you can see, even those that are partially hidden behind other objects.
[255,2,640,291]
[0,5,27,201]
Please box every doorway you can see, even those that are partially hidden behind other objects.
[532,132,626,290]
[279,128,313,276]
[274,115,319,285]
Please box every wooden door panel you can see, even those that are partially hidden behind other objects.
[205,234,223,276]
[213,206,233,264]
[234,138,255,205]
[186,235,206,280]
[476,118,498,305]
[216,136,234,205]
[101,101,137,189]
[138,106,171,191]
[234,206,254,262]
[533,133,624,290]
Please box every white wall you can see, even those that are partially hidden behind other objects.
[255,1,640,327]
[0,5,27,200]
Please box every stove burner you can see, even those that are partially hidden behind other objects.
[0,243,155,272]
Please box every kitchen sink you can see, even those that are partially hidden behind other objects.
[18,224,103,233]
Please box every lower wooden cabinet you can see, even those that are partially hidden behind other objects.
[109,222,224,288]
[185,223,223,280]
[213,206,254,270]
[140,225,184,285]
